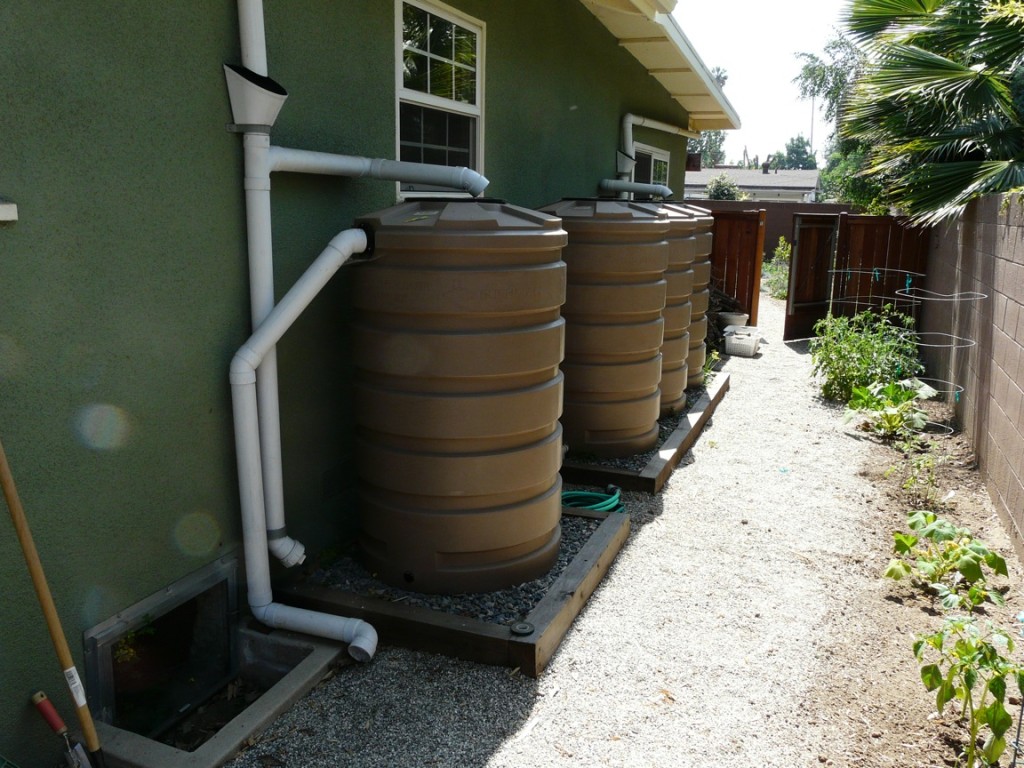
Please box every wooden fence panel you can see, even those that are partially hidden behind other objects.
[709,209,765,325]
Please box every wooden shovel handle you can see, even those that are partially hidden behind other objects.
[0,436,103,758]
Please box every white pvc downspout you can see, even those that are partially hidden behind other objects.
[609,112,699,198]
[230,229,377,661]
[269,147,489,196]
[228,0,490,658]
[600,178,673,199]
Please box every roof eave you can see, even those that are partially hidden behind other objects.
[578,0,741,133]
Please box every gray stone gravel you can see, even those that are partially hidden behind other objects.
[306,514,602,626]
[222,295,884,768]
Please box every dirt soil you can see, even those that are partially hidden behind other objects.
[809,407,1024,768]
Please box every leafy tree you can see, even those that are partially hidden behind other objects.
[784,135,818,169]
[693,130,726,168]
[705,172,740,199]
[795,31,886,209]
[841,0,1024,225]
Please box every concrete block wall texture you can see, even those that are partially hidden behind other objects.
[920,195,1024,557]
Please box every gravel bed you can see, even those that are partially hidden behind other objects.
[224,295,918,768]
[564,382,710,472]
[304,514,603,626]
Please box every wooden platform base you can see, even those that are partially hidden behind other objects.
[560,371,731,493]
[276,507,630,678]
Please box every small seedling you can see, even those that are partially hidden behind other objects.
[914,616,1023,766]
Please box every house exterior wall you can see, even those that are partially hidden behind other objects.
[920,196,1024,561]
[0,1,689,760]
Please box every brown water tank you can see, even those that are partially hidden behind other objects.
[351,200,568,594]
[674,204,714,388]
[539,199,668,457]
[639,203,697,415]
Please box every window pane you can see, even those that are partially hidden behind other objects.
[454,66,475,104]
[448,113,471,150]
[653,158,670,185]
[400,102,423,142]
[423,147,447,165]
[429,17,454,59]
[448,150,470,167]
[400,144,422,163]
[422,107,447,147]
[403,51,428,93]
[454,27,476,68]
[634,151,652,184]
[403,4,428,52]
[429,59,453,99]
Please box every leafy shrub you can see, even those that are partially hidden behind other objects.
[762,236,791,299]
[844,378,937,440]
[885,510,1008,612]
[705,172,740,200]
[809,304,923,402]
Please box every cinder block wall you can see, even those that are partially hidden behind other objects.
[920,195,1024,554]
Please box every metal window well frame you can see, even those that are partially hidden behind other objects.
[83,555,345,768]
[83,557,240,734]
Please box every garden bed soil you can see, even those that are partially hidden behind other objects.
[809,400,1024,767]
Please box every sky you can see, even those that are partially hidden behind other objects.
[671,0,848,165]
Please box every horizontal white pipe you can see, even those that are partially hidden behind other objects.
[600,178,673,199]
[251,603,377,662]
[230,227,376,660]
[269,146,490,196]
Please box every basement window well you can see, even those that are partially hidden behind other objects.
[83,558,238,741]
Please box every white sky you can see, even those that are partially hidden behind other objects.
[671,0,848,165]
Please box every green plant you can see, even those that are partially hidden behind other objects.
[844,378,937,440]
[809,305,924,402]
[888,444,948,507]
[885,510,1008,612]
[762,237,791,299]
[702,349,720,386]
[914,616,1023,766]
[113,619,157,664]
[705,172,740,200]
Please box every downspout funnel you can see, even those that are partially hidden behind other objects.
[616,150,636,175]
[224,63,288,129]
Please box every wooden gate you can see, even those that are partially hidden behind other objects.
[784,213,930,340]
[709,208,765,325]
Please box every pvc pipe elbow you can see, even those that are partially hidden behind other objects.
[268,535,306,568]
[347,621,378,663]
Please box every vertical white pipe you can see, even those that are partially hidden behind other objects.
[230,229,376,660]
[237,0,268,75]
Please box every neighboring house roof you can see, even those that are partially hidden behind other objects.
[684,168,821,194]
[579,0,741,132]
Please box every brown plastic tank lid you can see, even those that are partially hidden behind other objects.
[538,198,670,230]
[632,201,698,232]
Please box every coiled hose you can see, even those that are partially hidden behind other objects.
[561,485,625,514]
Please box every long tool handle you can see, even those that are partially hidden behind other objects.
[0,436,106,767]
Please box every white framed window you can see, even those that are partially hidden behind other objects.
[396,0,484,194]
[632,142,670,199]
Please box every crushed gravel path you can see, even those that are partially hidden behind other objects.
[223,295,892,767]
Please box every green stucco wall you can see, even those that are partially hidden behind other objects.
[0,1,689,761]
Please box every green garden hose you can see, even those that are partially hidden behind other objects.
[562,485,625,514]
